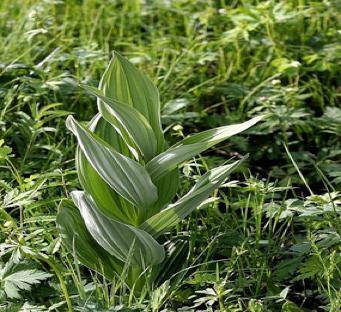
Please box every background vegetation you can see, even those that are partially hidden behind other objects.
[0,0,340,311]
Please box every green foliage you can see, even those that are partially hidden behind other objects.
[57,53,262,290]
[0,260,52,299]
[0,0,340,310]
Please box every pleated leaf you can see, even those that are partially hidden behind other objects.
[76,114,139,225]
[146,115,263,181]
[140,158,245,237]
[71,191,165,267]
[88,114,132,156]
[100,51,165,152]
[56,200,122,280]
[150,168,180,214]
[66,115,158,214]
[77,149,140,224]
[82,85,158,161]
[154,239,189,286]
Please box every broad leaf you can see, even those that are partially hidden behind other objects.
[66,115,158,216]
[146,115,263,181]
[151,168,180,214]
[71,191,165,267]
[82,85,157,161]
[76,114,139,225]
[88,114,132,156]
[77,148,139,225]
[100,51,165,152]
[140,158,245,237]
[56,200,122,280]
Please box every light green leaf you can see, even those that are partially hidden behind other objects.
[82,85,158,161]
[100,51,164,152]
[140,158,245,237]
[76,114,139,225]
[77,148,139,225]
[89,113,134,157]
[71,191,165,267]
[66,115,158,215]
[0,139,12,162]
[76,115,136,223]
[56,200,122,280]
[146,115,263,181]
[151,168,180,214]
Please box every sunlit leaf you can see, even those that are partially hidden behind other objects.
[76,114,139,225]
[71,191,165,267]
[141,158,245,237]
[82,85,158,161]
[100,51,165,152]
[146,116,263,181]
[66,115,158,216]
[56,200,122,280]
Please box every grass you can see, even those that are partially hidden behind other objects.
[0,0,340,311]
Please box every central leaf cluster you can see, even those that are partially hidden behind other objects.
[57,52,263,285]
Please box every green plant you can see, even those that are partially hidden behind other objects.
[57,52,263,292]
[0,260,52,300]
[1,0,340,309]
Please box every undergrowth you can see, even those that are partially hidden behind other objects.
[0,0,340,311]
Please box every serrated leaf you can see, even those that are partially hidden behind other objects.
[0,139,12,161]
[0,262,52,299]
